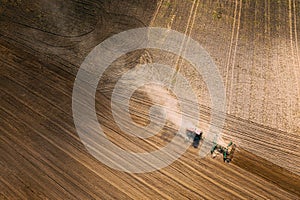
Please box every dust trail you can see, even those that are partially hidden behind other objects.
[143,85,184,131]
[143,84,227,146]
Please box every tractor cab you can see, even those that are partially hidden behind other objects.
[185,127,203,148]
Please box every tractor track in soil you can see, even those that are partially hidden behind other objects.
[1,0,300,199]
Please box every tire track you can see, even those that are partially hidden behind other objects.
[2,46,292,198]
[2,1,300,197]
[2,57,299,198]
[228,0,242,114]
[293,0,300,72]
[169,0,200,88]
[150,0,164,26]
[225,0,238,106]
[0,102,169,199]
[289,0,300,97]
[2,47,300,197]
[0,67,245,199]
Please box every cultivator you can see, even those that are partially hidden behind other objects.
[210,141,236,163]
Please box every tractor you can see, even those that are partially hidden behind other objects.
[185,127,203,148]
[210,141,236,163]
[184,127,236,163]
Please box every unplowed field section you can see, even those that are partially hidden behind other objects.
[1,0,300,199]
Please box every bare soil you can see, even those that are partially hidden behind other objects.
[1,0,300,199]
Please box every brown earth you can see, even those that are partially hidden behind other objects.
[1,0,300,199]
